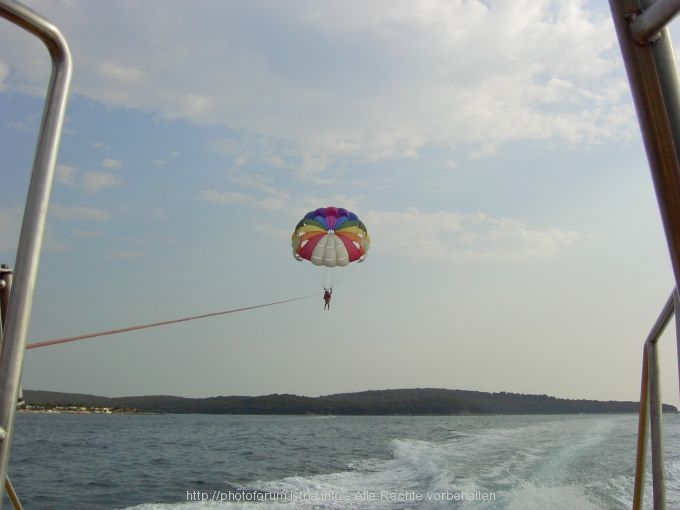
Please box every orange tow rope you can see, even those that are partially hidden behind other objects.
[26,294,315,350]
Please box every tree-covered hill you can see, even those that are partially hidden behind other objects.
[22,388,678,415]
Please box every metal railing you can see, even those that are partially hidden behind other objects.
[0,1,72,509]
[609,1,680,508]
[632,290,679,510]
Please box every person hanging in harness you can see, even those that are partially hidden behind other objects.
[323,288,332,310]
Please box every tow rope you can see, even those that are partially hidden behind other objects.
[26,294,316,350]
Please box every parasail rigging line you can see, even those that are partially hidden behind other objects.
[25,294,316,350]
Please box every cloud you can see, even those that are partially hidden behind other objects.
[98,62,145,84]
[0,0,630,171]
[231,175,288,202]
[50,204,111,222]
[233,156,247,168]
[200,190,251,205]
[5,111,40,132]
[83,172,119,193]
[469,143,498,160]
[201,173,291,212]
[210,134,290,171]
[254,222,291,242]
[55,164,120,192]
[56,164,78,185]
[101,158,122,169]
[364,208,579,263]
[200,190,286,211]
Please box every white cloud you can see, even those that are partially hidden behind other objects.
[200,190,251,205]
[98,62,145,84]
[299,152,330,177]
[297,196,363,218]
[0,0,629,171]
[101,158,122,169]
[83,172,119,193]
[55,164,120,192]
[210,134,290,171]
[254,222,291,241]
[173,92,212,118]
[56,164,78,186]
[231,175,289,202]
[200,172,293,213]
[200,190,286,211]
[469,143,498,160]
[5,112,40,132]
[364,208,579,263]
[50,204,110,222]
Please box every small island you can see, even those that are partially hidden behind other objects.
[19,388,678,415]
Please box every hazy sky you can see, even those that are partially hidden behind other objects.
[1,0,680,405]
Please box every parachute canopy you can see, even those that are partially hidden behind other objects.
[292,206,370,267]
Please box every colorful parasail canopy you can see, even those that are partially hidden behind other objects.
[292,207,370,267]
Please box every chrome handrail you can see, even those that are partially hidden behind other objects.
[633,290,677,510]
[0,2,72,509]
[607,1,680,508]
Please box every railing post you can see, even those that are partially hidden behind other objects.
[632,291,675,510]
[633,346,649,510]
[647,337,667,509]
[0,3,72,509]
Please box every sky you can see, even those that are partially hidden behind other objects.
[1,0,680,405]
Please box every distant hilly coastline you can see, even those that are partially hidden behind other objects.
[21,388,678,415]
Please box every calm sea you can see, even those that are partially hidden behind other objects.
[4,413,679,509]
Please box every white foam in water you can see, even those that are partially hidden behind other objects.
[388,438,456,491]
[186,435,477,510]
[505,482,605,510]
[121,500,293,510]
[119,415,680,510]
[604,474,645,509]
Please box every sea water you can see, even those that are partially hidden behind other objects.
[5,413,679,509]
